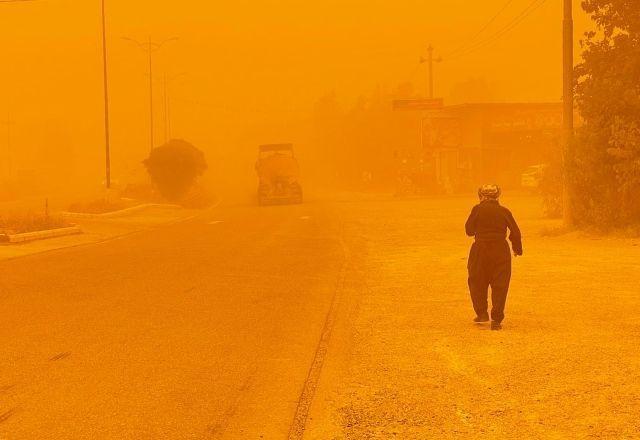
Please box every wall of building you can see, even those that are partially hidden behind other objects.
[423,103,562,192]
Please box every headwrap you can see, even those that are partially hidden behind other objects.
[478,184,501,200]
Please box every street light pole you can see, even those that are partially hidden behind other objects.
[163,74,168,143]
[6,111,10,179]
[563,0,574,225]
[123,36,178,153]
[101,0,111,189]
[427,45,434,99]
[161,72,186,143]
[0,111,12,179]
[148,36,154,153]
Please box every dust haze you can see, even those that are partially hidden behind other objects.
[0,0,589,201]
[2,1,639,439]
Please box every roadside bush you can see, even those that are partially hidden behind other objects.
[0,212,69,235]
[143,139,208,203]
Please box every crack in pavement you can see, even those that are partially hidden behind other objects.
[287,237,349,440]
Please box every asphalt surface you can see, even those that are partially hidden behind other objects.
[1,200,346,439]
[2,195,640,439]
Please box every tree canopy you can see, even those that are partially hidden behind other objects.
[571,0,640,225]
[144,139,208,203]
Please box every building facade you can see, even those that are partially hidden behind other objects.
[395,102,564,193]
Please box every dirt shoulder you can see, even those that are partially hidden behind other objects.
[303,195,640,439]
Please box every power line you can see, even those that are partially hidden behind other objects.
[449,0,547,60]
[447,0,548,60]
[445,0,517,58]
[461,0,548,58]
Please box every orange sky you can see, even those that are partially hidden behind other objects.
[0,0,591,187]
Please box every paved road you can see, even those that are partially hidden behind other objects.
[2,195,640,439]
[0,200,347,439]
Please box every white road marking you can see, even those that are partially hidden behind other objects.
[300,216,311,220]
[209,221,224,225]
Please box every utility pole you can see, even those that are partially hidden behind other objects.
[148,36,154,153]
[420,45,442,99]
[163,74,169,143]
[6,111,10,179]
[101,0,111,189]
[123,36,178,153]
[563,0,574,225]
[427,45,434,99]
[1,111,12,179]
[161,72,186,143]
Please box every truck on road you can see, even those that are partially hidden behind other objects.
[255,144,303,205]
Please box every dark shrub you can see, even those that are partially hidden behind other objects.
[143,139,207,202]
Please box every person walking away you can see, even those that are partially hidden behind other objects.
[465,185,523,330]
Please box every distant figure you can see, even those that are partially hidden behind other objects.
[465,185,523,330]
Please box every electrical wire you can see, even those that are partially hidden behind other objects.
[445,0,517,58]
[447,0,548,60]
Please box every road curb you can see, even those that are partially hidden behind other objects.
[0,198,221,261]
[0,226,82,244]
[61,203,182,219]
